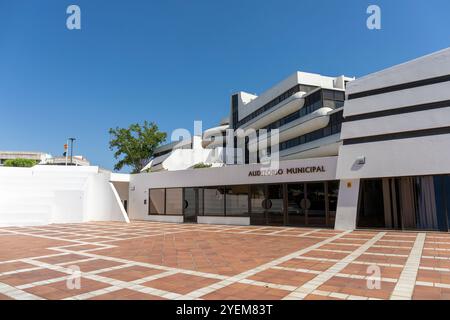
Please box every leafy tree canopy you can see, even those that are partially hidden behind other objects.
[109,121,166,173]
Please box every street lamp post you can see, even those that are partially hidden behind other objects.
[68,138,76,166]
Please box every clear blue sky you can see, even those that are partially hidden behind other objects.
[0,0,449,172]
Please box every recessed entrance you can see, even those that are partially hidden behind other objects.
[357,175,450,232]
[150,180,338,228]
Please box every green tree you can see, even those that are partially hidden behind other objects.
[3,158,37,167]
[109,121,166,173]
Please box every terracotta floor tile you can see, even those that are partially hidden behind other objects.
[36,254,90,265]
[25,277,109,299]
[142,273,219,295]
[72,259,124,272]
[97,265,163,281]
[302,250,349,260]
[340,263,402,279]
[304,294,341,300]
[0,293,13,300]
[89,288,166,300]
[413,285,450,300]
[278,258,334,271]
[355,253,407,265]
[0,268,66,286]
[0,261,35,273]
[202,283,290,300]
[249,268,316,286]
[318,276,396,299]
[0,235,71,262]
[64,244,104,252]
[417,269,450,285]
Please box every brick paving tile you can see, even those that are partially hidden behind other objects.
[375,240,414,248]
[142,273,219,295]
[413,285,450,300]
[89,288,167,300]
[0,268,67,286]
[355,253,407,265]
[417,269,450,285]
[340,263,402,279]
[334,238,367,245]
[365,247,412,255]
[249,268,316,286]
[319,244,357,252]
[73,259,124,273]
[381,235,416,242]
[423,249,450,258]
[63,244,105,252]
[318,276,396,299]
[420,257,450,269]
[0,261,36,273]
[278,258,335,272]
[36,254,91,265]
[97,265,163,282]
[425,243,450,249]
[0,235,71,261]
[25,278,110,300]
[302,250,349,260]
[202,283,290,300]
[304,294,341,300]
[343,233,375,239]
[0,293,13,300]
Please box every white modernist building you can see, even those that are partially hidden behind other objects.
[2,48,450,232]
[129,48,450,232]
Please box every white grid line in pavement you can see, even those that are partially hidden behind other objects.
[176,230,352,299]
[390,233,426,300]
[0,281,44,300]
[283,232,386,300]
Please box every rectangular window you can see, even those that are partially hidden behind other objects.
[225,185,249,216]
[165,188,183,215]
[149,188,165,215]
[204,187,225,216]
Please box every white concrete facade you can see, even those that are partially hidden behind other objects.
[335,47,450,231]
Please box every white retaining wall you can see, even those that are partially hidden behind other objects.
[0,166,129,226]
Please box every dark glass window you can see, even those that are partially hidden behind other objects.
[204,187,225,216]
[149,189,165,215]
[225,185,249,216]
[165,188,183,215]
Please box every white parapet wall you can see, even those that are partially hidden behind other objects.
[0,166,130,227]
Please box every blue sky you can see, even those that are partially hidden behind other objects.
[0,0,449,172]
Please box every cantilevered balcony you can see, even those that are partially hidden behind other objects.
[247,107,333,152]
[239,92,306,131]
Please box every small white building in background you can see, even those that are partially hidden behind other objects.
[0,151,91,166]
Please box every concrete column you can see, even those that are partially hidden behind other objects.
[334,179,360,231]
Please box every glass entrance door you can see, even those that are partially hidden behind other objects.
[183,188,202,223]
[250,185,266,225]
[266,184,284,226]
[305,183,326,227]
[287,184,306,226]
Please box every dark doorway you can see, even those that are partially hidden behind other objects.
[357,176,450,232]
[183,188,202,223]
[266,184,284,226]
